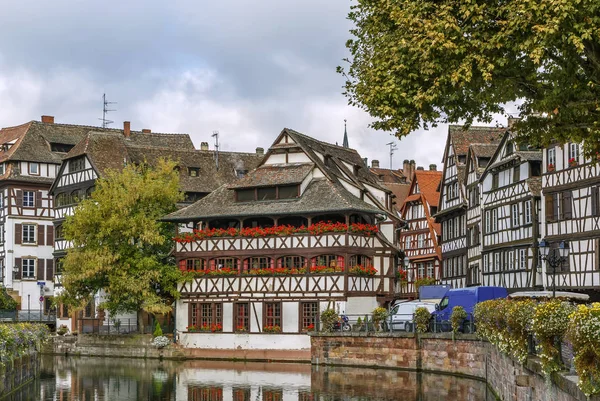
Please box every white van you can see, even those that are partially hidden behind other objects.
[388,301,436,332]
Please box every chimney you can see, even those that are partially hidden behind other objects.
[429,164,437,171]
[41,115,54,124]
[403,159,410,174]
[142,128,151,133]
[200,142,209,151]
[371,160,380,168]
[508,117,520,129]
[256,147,264,156]
[362,157,368,167]
[123,121,131,138]
[417,166,425,171]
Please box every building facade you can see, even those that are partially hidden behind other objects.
[436,126,504,289]
[541,142,600,296]
[479,131,543,290]
[164,128,400,352]
[397,168,442,298]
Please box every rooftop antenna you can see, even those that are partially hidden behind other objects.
[212,131,220,171]
[386,142,398,169]
[98,93,116,128]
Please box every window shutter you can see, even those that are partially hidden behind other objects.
[592,187,600,217]
[15,224,22,245]
[46,259,54,281]
[36,191,42,208]
[596,239,600,271]
[37,259,45,280]
[16,190,22,207]
[46,225,54,245]
[15,258,21,280]
[37,225,45,246]
[563,192,573,220]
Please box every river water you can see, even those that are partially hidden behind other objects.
[6,356,496,401]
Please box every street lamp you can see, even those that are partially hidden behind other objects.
[538,239,569,298]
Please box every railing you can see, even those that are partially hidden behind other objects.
[0,309,57,323]
[77,318,174,335]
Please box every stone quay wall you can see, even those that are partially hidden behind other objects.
[0,352,39,398]
[311,332,598,401]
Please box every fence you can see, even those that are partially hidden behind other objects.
[78,318,174,335]
[0,309,56,323]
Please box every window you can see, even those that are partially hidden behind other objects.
[491,208,498,232]
[23,191,34,207]
[188,386,223,401]
[300,302,319,331]
[233,388,251,401]
[264,302,282,329]
[418,263,425,278]
[569,143,580,163]
[189,303,223,330]
[492,173,499,190]
[519,249,527,270]
[524,200,532,224]
[447,219,454,239]
[235,169,248,178]
[506,142,514,156]
[483,254,489,273]
[278,185,298,199]
[313,254,340,267]
[50,143,74,153]
[263,390,283,401]
[0,163,4,175]
[513,166,520,183]
[188,167,200,177]
[349,255,371,266]
[22,258,35,279]
[508,250,514,270]
[494,253,500,272]
[234,303,250,332]
[279,256,305,269]
[22,224,36,244]
[237,189,255,202]
[417,234,425,248]
[426,262,434,278]
[28,162,39,175]
[547,148,556,168]
[257,187,276,200]
[512,203,520,227]
[213,258,239,270]
[561,191,573,220]
[247,257,271,269]
[485,210,491,233]
[404,236,411,250]
[186,259,206,272]
[530,161,542,177]
[68,157,85,172]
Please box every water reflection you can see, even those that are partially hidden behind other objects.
[4,356,495,401]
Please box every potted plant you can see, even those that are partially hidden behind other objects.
[569,157,578,167]
[372,307,389,331]
[320,308,339,332]
[56,324,69,336]
[547,163,555,172]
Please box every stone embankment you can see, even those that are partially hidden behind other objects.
[0,352,39,398]
[311,332,598,401]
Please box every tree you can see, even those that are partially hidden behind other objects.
[59,159,183,333]
[339,0,600,154]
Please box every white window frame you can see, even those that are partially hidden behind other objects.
[23,191,35,208]
[426,262,434,278]
[0,163,4,175]
[547,148,556,167]
[404,236,411,250]
[22,258,36,279]
[512,203,520,227]
[485,210,491,233]
[569,143,580,163]
[417,234,425,248]
[524,200,532,224]
[483,254,489,273]
[418,263,425,279]
[492,208,498,232]
[22,224,36,244]
[508,250,514,270]
[494,253,500,272]
[448,219,454,240]
[28,162,39,175]
[519,249,527,270]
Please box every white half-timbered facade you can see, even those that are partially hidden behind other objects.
[541,142,600,294]
[480,131,543,290]
[436,126,504,290]
[397,169,442,298]
[165,128,401,352]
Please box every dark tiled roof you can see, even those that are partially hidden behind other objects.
[163,178,385,222]
[527,177,542,196]
[470,143,499,159]
[449,125,505,157]
[229,163,313,189]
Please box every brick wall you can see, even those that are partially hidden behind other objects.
[311,333,598,401]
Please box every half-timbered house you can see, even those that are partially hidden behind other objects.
[369,159,413,213]
[436,126,504,289]
[397,167,442,298]
[464,144,499,287]
[541,142,600,296]
[163,128,401,355]
[50,122,262,332]
[479,131,543,290]
[0,116,97,318]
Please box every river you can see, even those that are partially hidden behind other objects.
[5,356,496,401]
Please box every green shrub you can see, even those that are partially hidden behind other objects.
[532,299,575,376]
[320,309,339,332]
[567,303,600,396]
[372,307,388,330]
[414,277,436,290]
[0,286,17,310]
[450,306,468,333]
[414,307,431,333]
[153,320,163,337]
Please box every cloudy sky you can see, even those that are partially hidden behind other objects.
[0,0,509,169]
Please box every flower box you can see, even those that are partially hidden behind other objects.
[547,163,555,172]
[568,158,578,168]
[262,325,282,333]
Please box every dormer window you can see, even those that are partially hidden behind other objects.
[29,162,39,176]
[68,157,85,172]
[506,142,514,156]
[188,167,200,177]
[50,143,74,153]
[353,165,360,176]
[236,169,248,178]
[236,185,299,202]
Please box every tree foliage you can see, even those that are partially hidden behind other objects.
[340,0,600,154]
[59,159,183,321]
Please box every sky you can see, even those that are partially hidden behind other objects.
[0,0,509,170]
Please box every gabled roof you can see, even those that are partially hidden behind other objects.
[163,178,385,222]
[229,163,313,189]
[480,130,543,181]
[464,143,500,184]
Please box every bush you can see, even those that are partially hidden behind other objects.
[450,306,468,333]
[152,335,170,349]
[153,320,163,337]
[414,307,431,333]
[567,303,600,396]
[372,307,388,330]
[57,325,69,336]
[0,323,49,368]
[415,277,436,290]
[531,299,574,376]
[0,286,17,310]
[320,309,338,332]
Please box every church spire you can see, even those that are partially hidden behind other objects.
[342,119,349,148]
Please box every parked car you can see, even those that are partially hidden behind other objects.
[388,301,437,332]
[431,286,507,332]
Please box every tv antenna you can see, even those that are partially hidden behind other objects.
[386,142,398,169]
[98,93,117,128]
[212,131,220,171]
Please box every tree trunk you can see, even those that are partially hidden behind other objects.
[138,310,145,334]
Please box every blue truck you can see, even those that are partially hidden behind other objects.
[431,286,507,332]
